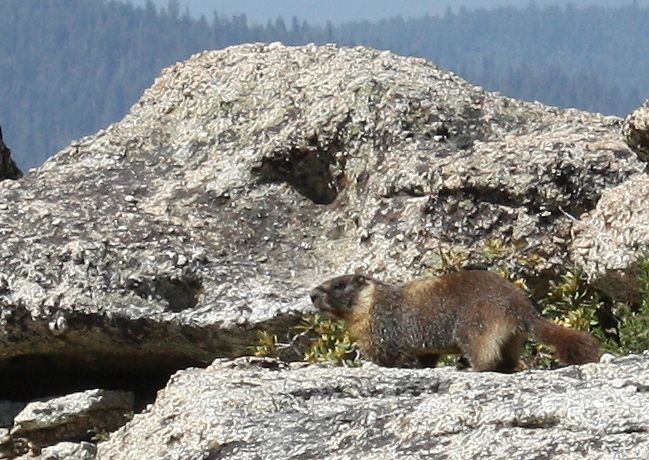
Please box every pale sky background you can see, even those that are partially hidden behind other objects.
[130,0,648,24]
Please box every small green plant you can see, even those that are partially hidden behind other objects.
[609,256,649,353]
[515,251,544,269]
[251,315,360,365]
[435,247,469,273]
[252,330,279,358]
[89,428,111,443]
[491,265,530,293]
[539,270,603,332]
[295,314,360,365]
[482,238,509,261]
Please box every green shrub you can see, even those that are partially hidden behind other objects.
[296,315,360,365]
[608,256,649,354]
[252,330,280,358]
[252,314,360,365]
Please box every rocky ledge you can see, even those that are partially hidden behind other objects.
[0,43,648,458]
[97,354,649,459]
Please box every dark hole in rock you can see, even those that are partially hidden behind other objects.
[125,275,203,312]
[435,124,450,138]
[253,146,344,205]
[0,352,204,411]
[153,276,203,312]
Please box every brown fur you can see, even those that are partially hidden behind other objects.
[310,271,600,372]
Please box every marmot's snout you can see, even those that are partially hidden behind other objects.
[310,287,324,304]
[310,286,329,311]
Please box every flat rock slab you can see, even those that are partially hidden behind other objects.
[98,355,649,459]
[3,390,132,458]
[15,442,96,460]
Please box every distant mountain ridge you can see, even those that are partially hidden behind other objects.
[135,0,649,25]
[0,0,647,168]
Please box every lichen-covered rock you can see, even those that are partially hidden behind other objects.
[571,175,649,301]
[0,127,22,181]
[0,43,645,401]
[2,390,132,458]
[97,355,649,460]
[623,99,649,161]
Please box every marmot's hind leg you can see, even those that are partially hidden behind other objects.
[492,334,526,373]
[460,319,522,372]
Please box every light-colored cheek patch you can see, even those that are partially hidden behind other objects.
[355,284,376,312]
[345,284,375,343]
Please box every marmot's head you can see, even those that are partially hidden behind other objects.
[310,274,372,319]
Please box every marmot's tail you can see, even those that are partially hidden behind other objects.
[530,317,601,365]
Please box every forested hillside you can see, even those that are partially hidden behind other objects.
[0,0,647,168]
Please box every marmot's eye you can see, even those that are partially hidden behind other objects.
[333,281,346,290]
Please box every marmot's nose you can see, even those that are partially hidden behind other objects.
[310,288,323,303]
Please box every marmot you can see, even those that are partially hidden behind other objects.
[310,271,600,372]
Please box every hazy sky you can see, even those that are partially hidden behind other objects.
[131,0,648,24]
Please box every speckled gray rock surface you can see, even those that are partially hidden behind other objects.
[624,99,649,161]
[97,355,649,460]
[16,442,96,460]
[0,44,646,392]
[571,174,649,301]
